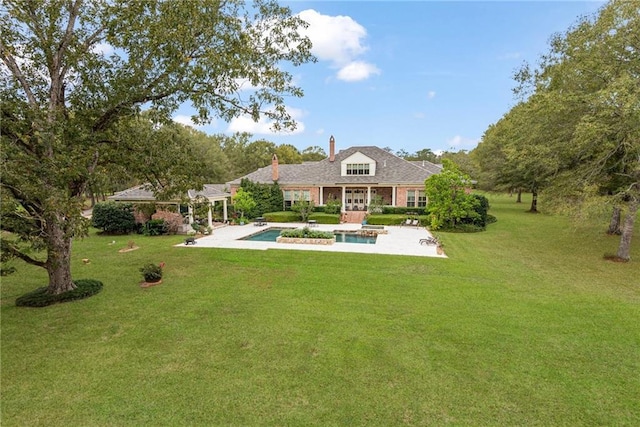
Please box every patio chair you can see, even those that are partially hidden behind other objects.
[411,219,419,227]
[401,218,412,227]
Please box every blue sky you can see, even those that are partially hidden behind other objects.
[173,1,605,155]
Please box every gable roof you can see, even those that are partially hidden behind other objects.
[227,146,439,186]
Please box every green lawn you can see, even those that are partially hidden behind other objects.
[1,194,639,426]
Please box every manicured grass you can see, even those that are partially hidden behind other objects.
[1,194,638,426]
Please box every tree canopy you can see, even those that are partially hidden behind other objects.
[472,0,639,260]
[0,0,314,294]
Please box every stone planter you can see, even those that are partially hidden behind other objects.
[276,236,336,245]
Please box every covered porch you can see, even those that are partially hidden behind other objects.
[108,184,231,231]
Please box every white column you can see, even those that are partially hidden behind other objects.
[367,186,371,206]
[341,186,346,212]
[188,205,194,224]
[222,199,228,222]
[207,202,213,228]
[392,186,397,207]
[319,186,324,205]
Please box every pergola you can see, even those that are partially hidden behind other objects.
[108,184,230,228]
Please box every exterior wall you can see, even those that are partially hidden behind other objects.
[152,210,183,234]
[323,187,342,203]
[375,187,392,205]
[309,187,320,204]
[397,187,427,208]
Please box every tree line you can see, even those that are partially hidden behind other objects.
[470,0,639,261]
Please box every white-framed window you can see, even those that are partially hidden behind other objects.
[346,163,370,175]
[407,190,427,208]
[284,190,310,209]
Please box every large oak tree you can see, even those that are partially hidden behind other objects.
[0,0,314,294]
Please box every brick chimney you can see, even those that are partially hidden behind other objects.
[329,135,335,162]
[271,154,279,181]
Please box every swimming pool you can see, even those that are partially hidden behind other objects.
[240,227,377,244]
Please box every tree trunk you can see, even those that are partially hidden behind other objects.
[607,206,622,235]
[516,189,522,203]
[45,213,76,295]
[528,189,538,212]
[616,199,637,261]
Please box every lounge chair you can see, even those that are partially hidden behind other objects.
[411,219,419,227]
[401,218,412,226]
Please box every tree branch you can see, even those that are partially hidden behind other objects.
[1,240,47,268]
[0,41,39,108]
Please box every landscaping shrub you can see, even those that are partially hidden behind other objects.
[323,195,342,214]
[366,214,406,225]
[240,179,284,216]
[143,219,168,236]
[92,202,137,234]
[381,206,425,215]
[140,263,163,282]
[366,214,428,226]
[263,211,299,222]
[280,227,334,239]
[151,210,183,234]
[308,213,340,224]
[15,279,103,307]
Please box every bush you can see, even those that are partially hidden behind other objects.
[263,211,299,222]
[143,219,168,236]
[308,213,340,224]
[240,179,283,217]
[16,279,103,307]
[486,214,497,224]
[140,263,163,282]
[366,214,429,226]
[323,195,342,214]
[381,206,425,215]
[280,227,334,239]
[92,202,137,234]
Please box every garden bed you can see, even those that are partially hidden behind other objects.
[276,236,336,245]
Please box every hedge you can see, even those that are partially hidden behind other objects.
[263,211,299,222]
[16,279,103,307]
[366,214,429,226]
[308,213,340,224]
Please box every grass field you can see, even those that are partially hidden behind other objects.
[1,194,639,426]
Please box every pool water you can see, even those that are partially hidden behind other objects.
[240,228,377,244]
[240,228,286,242]
[334,232,377,244]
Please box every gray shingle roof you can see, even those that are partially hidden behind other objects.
[109,184,229,202]
[227,146,439,186]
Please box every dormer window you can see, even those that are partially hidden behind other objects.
[341,152,376,176]
[346,163,370,175]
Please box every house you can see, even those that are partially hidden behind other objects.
[108,184,230,229]
[227,136,441,221]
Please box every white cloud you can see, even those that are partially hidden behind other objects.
[226,106,306,135]
[315,128,325,135]
[337,61,380,82]
[173,115,214,129]
[447,135,480,151]
[297,9,379,82]
[91,42,114,56]
[427,91,436,99]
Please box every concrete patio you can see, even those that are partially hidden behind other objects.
[177,222,446,258]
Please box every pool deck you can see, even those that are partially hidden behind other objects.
[177,223,446,258]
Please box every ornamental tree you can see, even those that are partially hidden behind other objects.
[0,0,314,295]
[424,160,479,230]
